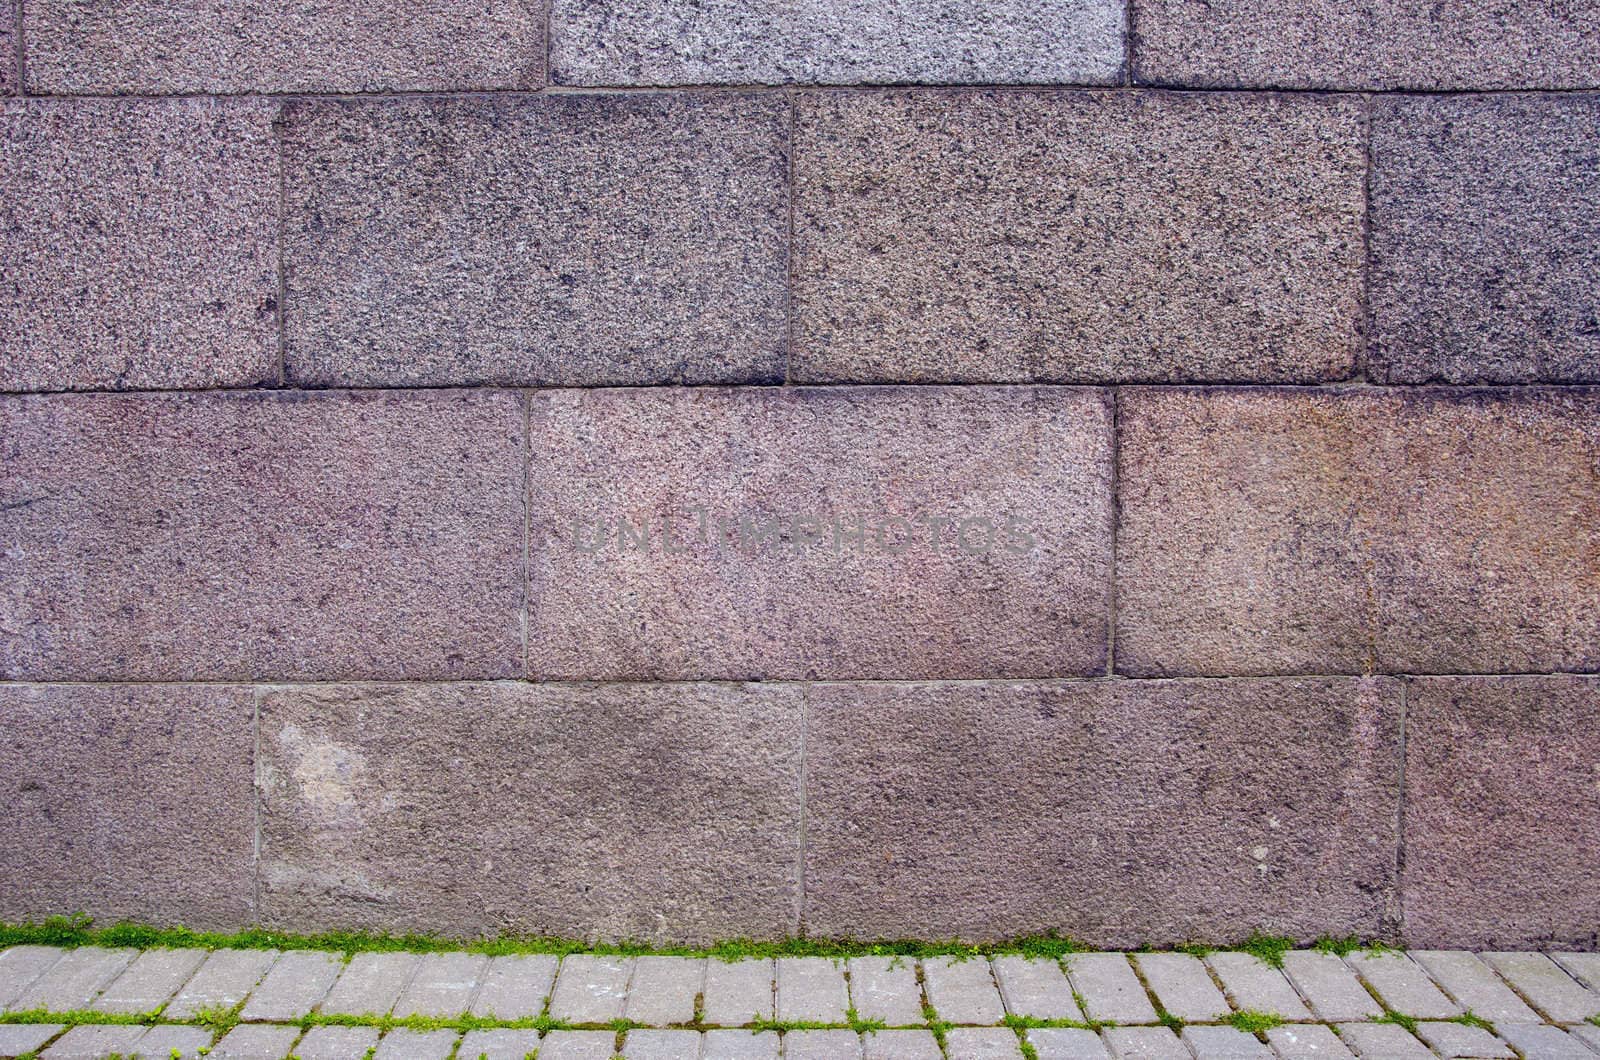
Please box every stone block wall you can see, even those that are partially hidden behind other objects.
[1,1,1597,949]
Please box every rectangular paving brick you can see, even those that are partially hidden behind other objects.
[163,949,279,1020]
[551,0,1123,85]
[1405,678,1600,949]
[297,1025,381,1060]
[23,1,546,93]
[457,1028,543,1060]
[92,948,207,1014]
[541,1030,617,1060]
[1416,1022,1514,1059]
[992,956,1081,1021]
[1028,1028,1111,1060]
[1,390,523,681]
[705,1029,779,1059]
[375,1028,457,1060]
[1066,954,1157,1025]
[1102,1026,1187,1058]
[1555,953,1600,992]
[625,956,703,1026]
[0,947,64,1009]
[469,954,560,1019]
[1480,953,1600,1023]
[786,1030,862,1059]
[1335,1023,1432,1060]
[318,951,420,1016]
[40,1024,145,1059]
[0,99,277,393]
[1183,1026,1270,1059]
[1266,1025,1356,1060]
[10,947,133,1011]
[1118,388,1600,676]
[133,1027,212,1060]
[793,91,1363,385]
[703,959,774,1025]
[922,957,1004,1025]
[777,958,849,1023]
[943,1028,1024,1058]
[550,955,633,1023]
[1345,951,1459,1019]
[3,1026,61,1057]
[1497,1023,1600,1060]
[1131,0,1600,88]
[239,950,342,1022]
[1408,951,1539,1024]
[1132,953,1229,1022]
[211,1023,303,1059]
[259,682,801,942]
[848,957,924,1026]
[283,94,787,389]
[1205,953,1311,1022]
[805,679,1399,944]
[1280,951,1381,1023]
[863,1029,942,1060]
[0,685,255,929]
[394,952,488,1018]
[625,1029,700,1059]
[1369,96,1600,384]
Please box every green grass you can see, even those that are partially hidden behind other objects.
[1237,932,1294,969]
[1375,1010,1419,1035]
[1224,1010,1285,1034]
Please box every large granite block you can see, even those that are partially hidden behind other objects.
[1403,677,1600,949]
[527,385,1113,680]
[0,5,14,95]
[1117,388,1600,676]
[283,94,788,388]
[550,0,1124,86]
[0,684,254,928]
[23,0,547,93]
[803,678,1401,945]
[1369,95,1600,383]
[792,91,1365,384]
[1131,0,1600,89]
[257,682,803,943]
[0,390,524,680]
[0,99,278,392]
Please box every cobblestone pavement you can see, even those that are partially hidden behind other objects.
[2,945,1599,1058]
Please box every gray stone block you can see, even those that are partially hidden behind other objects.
[1132,953,1228,1022]
[1369,96,1600,384]
[208,1023,302,1060]
[991,956,1080,1021]
[1266,1025,1355,1060]
[92,948,207,1014]
[1405,678,1600,949]
[23,0,547,93]
[0,99,277,393]
[0,947,65,1010]
[0,1024,61,1057]
[550,956,633,1023]
[1415,1022,1514,1059]
[784,1030,862,1059]
[296,1025,382,1060]
[239,950,342,1022]
[625,957,703,1026]
[374,1029,458,1060]
[134,1024,218,1060]
[457,1029,543,1060]
[1497,1024,1600,1060]
[1280,951,1380,1023]
[862,1029,941,1060]
[1182,1026,1270,1059]
[550,0,1123,86]
[1335,1022,1434,1060]
[541,1030,621,1060]
[318,951,420,1017]
[39,1025,144,1059]
[1101,1027,1187,1059]
[1028,1028,1112,1060]
[624,1029,700,1060]
[1205,953,1310,1022]
[282,94,787,389]
[163,949,279,1020]
[921,957,1004,1025]
[1345,951,1459,1019]
[528,385,1113,681]
[776,958,848,1023]
[703,959,774,1025]
[848,957,924,1026]
[1065,955,1157,1026]
[793,91,1364,385]
[1479,953,1600,1023]
[394,952,488,1018]
[1407,952,1538,1024]
[0,685,254,930]
[804,679,1400,945]
[943,1028,1025,1058]
[470,954,560,1019]
[705,1029,779,1059]
[1555,953,1600,992]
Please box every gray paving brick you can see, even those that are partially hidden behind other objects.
[135,1024,217,1060]
[1067,954,1159,1025]
[239,950,342,1022]
[777,958,849,1023]
[1184,1025,1270,1059]
[295,1025,382,1060]
[1497,1023,1599,1060]
[375,1028,458,1059]
[1134,953,1230,1022]
[210,1023,303,1059]
[1280,951,1382,1022]
[539,1030,617,1060]
[1570,1024,1600,1053]
[704,959,774,1025]
[550,955,634,1023]
[1415,1021,1514,1058]
[993,956,1082,1021]
[1029,1028,1113,1060]
[863,1029,942,1059]
[393,951,489,1018]
[1336,1023,1432,1059]
[162,949,279,1020]
[705,1029,779,1059]
[922,957,1005,1025]
[785,1029,862,1059]
[1103,1026,1189,1059]
[12,947,135,1012]
[319,951,422,1017]
[1481,952,1600,1023]
[1345,951,1460,1018]
[625,956,704,1026]
[92,948,207,1014]
[848,957,925,1026]
[469,954,560,1019]
[625,1029,701,1059]
[0,1023,62,1058]
[1555,954,1600,993]
[457,1028,543,1060]
[1409,952,1540,1024]
[0,947,64,1010]
[1205,953,1311,1022]
[1266,1024,1357,1060]
[39,1024,144,1059]
[945,1027,1026,1058]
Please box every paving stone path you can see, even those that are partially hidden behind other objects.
[2,945,1599,1058]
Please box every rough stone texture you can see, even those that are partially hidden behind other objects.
[702,959,773,1025]
[528,386,1112,681]
[0,99,278,393]
[1405,678,1600,950]
[1408,951,1539,1023]
[394,952,489,1018]
[1479,953,1600,1023]
[991,956,1081,1021]
[804,678,1400,945]
[1130,0,1600,89]
[550,0,1124,85]
[1280,951,1381,1023]
[1065,955,1157,1026]
[92,948,207,1014]
[922,957,1004,1024]
[1205,953,1312,1022]
[258,682,802,943]
[624,957,703,1026]
[0,390,524,681]
[470,955,560,1019]
[775,958,849,1023]
[1131,953,1229,1022]
[1117,388,1600,676]
[1369,95,1600,384]
[238,950,341,1021]
[0,4,14,96]
[282,94,787,389]
[0,685,253,929]
[23,0,546,93]
[163,949,278,1020]
[793,91,1364,385]
[1345,951,1459,1018]
[847,957,924,1026]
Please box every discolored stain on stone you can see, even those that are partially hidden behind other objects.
[792,90,1365,385]
[282,94,788,388]
[0,684,254,928]
[256,682,803,943]
[1403,676,1600,950]
[803,677,1401,946]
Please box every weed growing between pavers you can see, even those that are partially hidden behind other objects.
[1375,1010,1420,1034]
[1224,1010,1285,1034]
[1237,931,1295,968]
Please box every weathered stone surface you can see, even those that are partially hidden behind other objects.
[1497,1024,1599,1059]
[1369,96,1600,384]
[625,956,703,1026]
[0,100,277,393]
[793,91,1364,385]
[1345,951,1459,1018]
[550,0,1123,85]
[1280,951,1381,1023]
[1183,1026,1271,1059]
[540,1031,616,1060]
[776,958,848,1023]
[374,1028,456,1060]
[1266,1026,1356,1060]
[458,1029,543,1060]
[0,1024,61,1057]
[282,94,787,389]
[1336,1022,1434,1060]
[1407,951,1538,1023]
[1405,678,1600,950]
[1416,1022,1514,1059]
[848,957,923,1026]
[0,390,523,681]
[528,386,1112,680]
[470,955,560,1019]
[1102,1027,1187,1059]
[0,685,253,928]
[23,1,546,93]
[1028,1028,1111,1060]
[942,1028,1024,1058]
[211,1023,303,1059]
[319,951,420,1016]
[239,950,341,1022]
[163,949,278,1020]
[1132,953,1228,1022]
[804,678,1399,945]
[785,1030,862,1060]
[1117,388,1600,676]
[1206,953,1311,1022]
[10,948,133,1012]
[553,956,630,1027]
[0,5,14,95]
[394,952,489,1018]
[1479,953,1600,1023]
[624,1029,700,1060]
[991,956,1081,1021]
[0,947,65,1010]
[39,1024,144,1059]
[922,957,1004,1025]
[297,1026,381,1060]
[1131,0,1600,89]
[1065,955,1157,1026]
[705,1030,779,1059]
[702,959,773,1025]
[258,682,802,942]
[862,1030,942,1060]
[92,948,207,1014]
